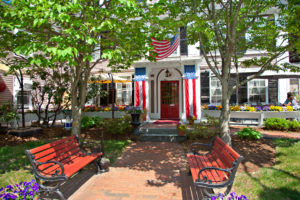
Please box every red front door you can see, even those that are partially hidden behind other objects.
[161,81,179,119]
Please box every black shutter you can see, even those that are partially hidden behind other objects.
[180,26,188,56]
[200,72,210,104]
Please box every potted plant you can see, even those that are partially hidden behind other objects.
[127,106,143,125]
[187,115,196,125]
[177,123,187,136]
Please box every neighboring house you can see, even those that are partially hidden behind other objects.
[0,64,33,110]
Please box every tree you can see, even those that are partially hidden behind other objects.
[167,0,300,145]
[1,0,157,136]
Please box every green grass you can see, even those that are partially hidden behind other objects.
[233,138,300,199]
[0,139,130,188]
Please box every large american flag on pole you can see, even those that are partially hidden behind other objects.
[151,34,180,60]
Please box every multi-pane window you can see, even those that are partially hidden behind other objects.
[290,78,300,96]
[116,82,132,105]
[210,77,222,104]
[248,79,268,104]
[17,91,31,109]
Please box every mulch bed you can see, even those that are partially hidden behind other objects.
[1,125,297,173]
[0,126,131,147]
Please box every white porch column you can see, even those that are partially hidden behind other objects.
[181,64,187,123]
[146,66,150,122]
[195,61,201,123]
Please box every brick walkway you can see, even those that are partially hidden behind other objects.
[68,142,205,200]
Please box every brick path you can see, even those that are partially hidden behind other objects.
[68,142,205,200]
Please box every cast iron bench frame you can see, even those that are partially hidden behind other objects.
[187,136,243,198]
[25,134,106,200]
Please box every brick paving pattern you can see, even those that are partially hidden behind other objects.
[68,142,205,200]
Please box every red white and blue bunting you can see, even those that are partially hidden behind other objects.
[184,65,197,119]
[134,68,146,110]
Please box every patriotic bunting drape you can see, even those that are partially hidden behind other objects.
[184,65,197,119]
[151,34,179,60]
[135,68,146,110]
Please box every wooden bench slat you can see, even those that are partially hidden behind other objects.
[187,154,202,182]
[195,155,218,183]
[212,142,235,168]
[35,143,80,163]
[30,136,76,154]
[206,154,228,182]
[37,148,81,171]
[214,137,241,160]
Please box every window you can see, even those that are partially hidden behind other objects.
[92,44,101,61]
[290,78,300,96]
[210,77,222,104]
[17,91,31,109]
[116,82,132,105]
[180,26,188,56]
[248,79,268,105]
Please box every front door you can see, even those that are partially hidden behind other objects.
[161,81,179,119]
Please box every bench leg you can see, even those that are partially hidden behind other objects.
[203,183,233,198]
[37,179,66,200]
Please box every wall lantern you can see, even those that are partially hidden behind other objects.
[165,69,172,77]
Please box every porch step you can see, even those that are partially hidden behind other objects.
[137,127,187,142]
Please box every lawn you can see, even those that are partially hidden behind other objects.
[233,138,300,199]
[0,139,130,189]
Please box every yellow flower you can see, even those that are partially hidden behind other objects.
[286,106,293,111]
[231,105,241,111]
[104,107,111,111]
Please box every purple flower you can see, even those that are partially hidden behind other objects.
[208,105,217,110]
[263,106,270,111]
[255,106,262,111]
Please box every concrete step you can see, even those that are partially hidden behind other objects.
[137,127,186,142]
[139,134,187,142]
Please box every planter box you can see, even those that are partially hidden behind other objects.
[263,111,300,119]
[201,110,221,118]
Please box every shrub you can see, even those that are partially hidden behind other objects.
[235,127,263,140]
[186,116,219,140]
[81,116,95,129]
[0,180,39,200]
[102,115,132,135]
[81,116,103,129]
[264,118,289,131]
[288,120,300,131]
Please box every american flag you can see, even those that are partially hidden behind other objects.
[151,34,180,60]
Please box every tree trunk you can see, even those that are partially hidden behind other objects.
[220,82,231,146]
[72,106,81,137]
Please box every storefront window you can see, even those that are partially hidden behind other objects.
[210,77,222,105]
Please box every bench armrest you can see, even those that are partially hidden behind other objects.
[189,142,212,155]
[35,161,66,181]
[196,166,233,184]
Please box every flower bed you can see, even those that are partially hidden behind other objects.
[202,104,300,112]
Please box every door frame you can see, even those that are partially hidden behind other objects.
[160,80,179,119]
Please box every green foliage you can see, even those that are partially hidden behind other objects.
[186,116,220,140]
[0,102,19,123]
[264,118,300,131]
[234,139,300,199]
[81,116,103,129]
[102,115,132,135]
[177,124,187,131]
[86,76,108,104]
[287,120,300,131]
[234,127,263,140]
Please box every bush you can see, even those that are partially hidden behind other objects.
[81,116,103,129]
[235,127,263,140]
[288,120,300,131]
[0,180,39,200]
[186,116,220,140]
[264,118,289,131]
[102,115,132,135]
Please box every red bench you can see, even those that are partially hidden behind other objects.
[25,135,105,200]
[187,137,243,198]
